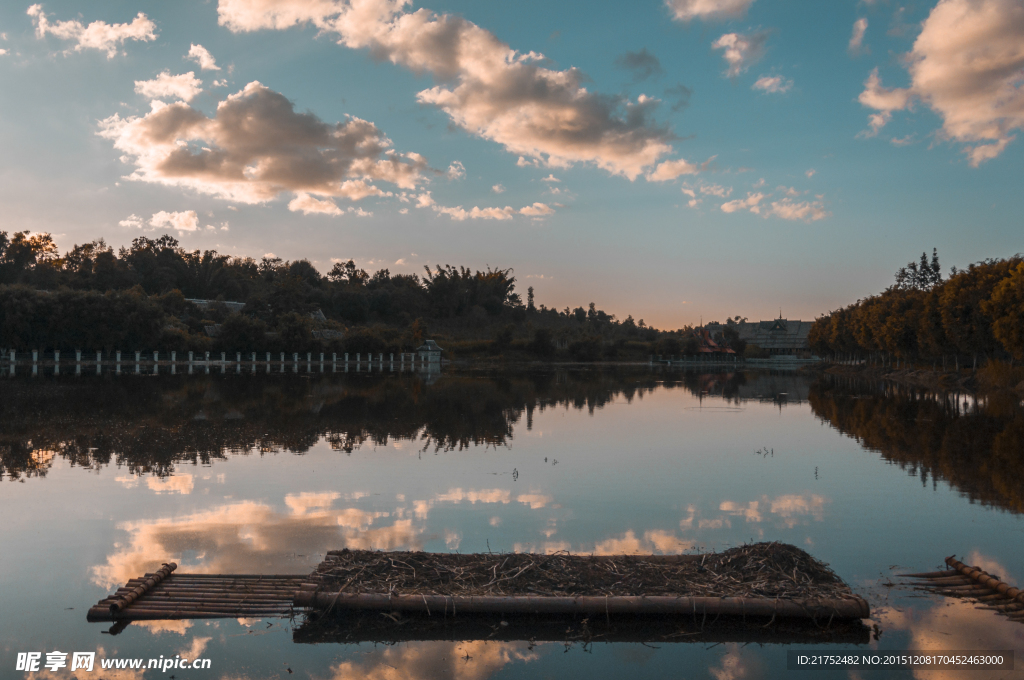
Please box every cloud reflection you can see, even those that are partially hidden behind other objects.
[92,500,421,587]
[875,599,1024,680]
[327,641,538,680]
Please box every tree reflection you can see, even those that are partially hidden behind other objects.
[809,378,1024,514]
[1,369,752,480]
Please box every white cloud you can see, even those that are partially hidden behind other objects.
[491,183,505,193]
[860,110,892,138]
[848,18,868,54]
[519,202,554,216]
[720,191,763,213]
[288,192,343,215]
[712,31,769,77]
[805,168,816,178]
[187,43,221,70]
[98,81,428,205]
[752,74,792,94]
[646,157,699,181]
[119,214,143,228]
[0,49,7,57]
[665,0,756,22]
[149,210,199,232]
[857,0,1024,165]
[541,174,560,182]
[27,4,157,58]
[445,160,465,180]
[857,68,911,118]
[700,183,731,197]
[218,0,677,180]
[134,72,203,102]
[433,204,515,221]
[766,198,829,221]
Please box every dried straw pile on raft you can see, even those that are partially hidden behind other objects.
[296,542,869,620]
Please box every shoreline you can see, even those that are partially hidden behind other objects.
[806,363,1024,397]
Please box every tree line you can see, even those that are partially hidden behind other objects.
[808,250,1024,369]
[0,230,680,358]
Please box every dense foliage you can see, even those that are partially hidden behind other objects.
[0,230,674,357]
[809,251,1024,368]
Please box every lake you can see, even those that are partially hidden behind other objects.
[2,366,1023,679]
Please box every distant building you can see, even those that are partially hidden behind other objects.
[734,318,813,356]
[417,339,443,363]
[693,327,736,355]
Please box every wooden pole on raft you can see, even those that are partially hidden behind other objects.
[946,556,1024,606]
[293,591,870,620]
[109,563,177,613]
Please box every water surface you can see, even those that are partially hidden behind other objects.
[2,367,1023,678]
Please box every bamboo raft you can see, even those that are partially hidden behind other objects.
[902,555,1024,623]
[87,564,313,621]
[88,543,870,624]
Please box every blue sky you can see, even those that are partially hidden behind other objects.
[1,0,1022,329]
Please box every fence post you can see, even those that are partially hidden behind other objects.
[154,351,159,363]
[32,350,38,363]
[55,350,60,363]
[171,351,176,362]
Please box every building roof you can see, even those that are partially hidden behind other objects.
[416,339,443,352]
[694,328,735,354]
[733,319,813,350]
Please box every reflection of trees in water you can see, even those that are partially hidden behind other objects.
[809,379,1024,514]
[0,369,752,481]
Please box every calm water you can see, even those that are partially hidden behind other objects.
[2,367,1023,679]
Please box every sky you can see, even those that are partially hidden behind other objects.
[1,0,1022,329]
